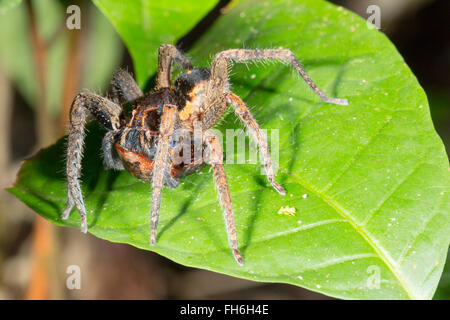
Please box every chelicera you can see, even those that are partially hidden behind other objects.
[63,44,348,265]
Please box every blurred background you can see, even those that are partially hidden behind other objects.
[0,0,448,299]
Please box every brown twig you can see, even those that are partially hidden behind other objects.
[0,68,12,288]
[24,0,60,300]
[24,217,51,300]
[59,2,84,134]
[26,0,55,146]
[0,69,12,179]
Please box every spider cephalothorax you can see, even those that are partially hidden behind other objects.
[63,44,348,265]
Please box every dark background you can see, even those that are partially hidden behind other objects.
[0,0,448,299]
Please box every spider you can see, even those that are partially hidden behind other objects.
[63,44,348,265]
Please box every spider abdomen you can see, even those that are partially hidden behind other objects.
[115,139,181,188]
[115,143,155,182]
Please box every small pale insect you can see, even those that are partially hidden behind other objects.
[278,206,296,216]
[63,44,348,265]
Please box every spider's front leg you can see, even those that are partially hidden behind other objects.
[204,130,243,265]
[206,48,348,107]
[63,92,122,233]
[226,93,286,195]
[156,44,193,88]
[150,104,178,245]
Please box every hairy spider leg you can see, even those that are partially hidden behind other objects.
[156,44,193,88]
[150,104,179,245]
[204,130,243,265]
[111,68,143,103]
[205,48,348,111]
[105,69,143,169]
[102,131,124,170]
[63,92,122,233]
[226,92,286,195]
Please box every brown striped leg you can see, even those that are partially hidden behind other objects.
[63,92,122,233]
[150,104,178,245]
[225,93,286,196]
[204,130,243,265]
[111,69,143,103]
[156,44,193,88]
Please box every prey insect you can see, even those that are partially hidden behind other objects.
[63,44,348,265]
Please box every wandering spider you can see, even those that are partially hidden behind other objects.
[63,44,348,265]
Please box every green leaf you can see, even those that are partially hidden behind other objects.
[0,0,36,108]
[80,4,123,91]
[434,248,450,300]
[0,0,22,15]
[9,0,450,300]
